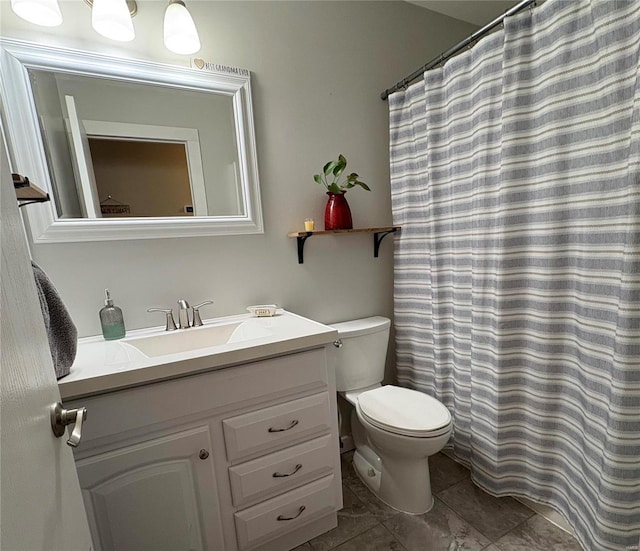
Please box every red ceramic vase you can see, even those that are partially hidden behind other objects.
[324,191,353,230]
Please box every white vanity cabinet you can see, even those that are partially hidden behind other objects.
[64,346,342,551]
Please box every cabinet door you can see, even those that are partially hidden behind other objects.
[76,425,224,551]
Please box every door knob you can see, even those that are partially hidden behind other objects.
[50,402,87,447]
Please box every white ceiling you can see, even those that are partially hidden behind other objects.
[408,1,521,26]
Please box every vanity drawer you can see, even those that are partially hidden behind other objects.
[229,434,335,507]
[234,474,336,550]
[223,393,331,462]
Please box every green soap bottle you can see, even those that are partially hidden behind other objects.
[99,289,125,340]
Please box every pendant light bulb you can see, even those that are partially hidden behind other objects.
[164,0,201,55]
[10,0,62,26]
[92,0,135,42]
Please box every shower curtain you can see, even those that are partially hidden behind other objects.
[389,1,640,550]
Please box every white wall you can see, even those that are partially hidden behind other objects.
[1,1,476,355]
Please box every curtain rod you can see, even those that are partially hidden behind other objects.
[381,0,536,101]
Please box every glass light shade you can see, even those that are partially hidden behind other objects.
[164,0,200,55]
[92,0,135,42]
[10,0,62,26]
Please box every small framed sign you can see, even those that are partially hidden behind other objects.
[101,203,131,215]
[192,58,250,77]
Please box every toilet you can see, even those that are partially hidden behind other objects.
[331,316,452,514]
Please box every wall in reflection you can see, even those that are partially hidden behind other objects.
[30,68,242,219]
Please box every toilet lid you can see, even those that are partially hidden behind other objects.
[357,385,452,437]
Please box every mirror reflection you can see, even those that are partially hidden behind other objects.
[1,38,263,241]
[29,69,243,219]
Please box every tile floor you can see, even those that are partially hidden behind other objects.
[296,450,583,551]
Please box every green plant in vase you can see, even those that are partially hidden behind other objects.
[313,154,370,230]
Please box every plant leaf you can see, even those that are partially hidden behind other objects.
[324,161,338,177]
[313,174,324,186]
[333,154,347,175]
[332,157,347,180]
[328,183,342,194]
[354,181,371,191]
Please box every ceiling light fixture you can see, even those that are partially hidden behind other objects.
[10,0,63,27]
[88,0,136,42]
[164,0,201,55]
[10,0,202,56]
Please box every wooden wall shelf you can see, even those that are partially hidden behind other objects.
[13,173,50,206]
[287,226,400,264]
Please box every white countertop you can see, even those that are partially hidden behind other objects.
[59,310,337,400]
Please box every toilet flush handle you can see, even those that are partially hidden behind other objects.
[333,339,343,348]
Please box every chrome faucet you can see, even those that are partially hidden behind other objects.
[177,299,191,329]
[148,299,213,331]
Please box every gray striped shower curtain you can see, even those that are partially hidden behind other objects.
[389,1,640,550]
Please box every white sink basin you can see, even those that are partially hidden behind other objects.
[61,310,340,400]
[124,320,271,358]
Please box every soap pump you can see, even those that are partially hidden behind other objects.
[99,289,125,340]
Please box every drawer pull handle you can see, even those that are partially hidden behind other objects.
[268,419,299,433]
[273,463,303,478]
[277,505,306,521]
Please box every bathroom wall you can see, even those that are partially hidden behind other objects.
[1,2,476,358]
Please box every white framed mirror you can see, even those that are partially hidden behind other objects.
[0,39,263,242]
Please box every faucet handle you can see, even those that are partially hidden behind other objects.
[192,301,214,327]
[147,308,178,331]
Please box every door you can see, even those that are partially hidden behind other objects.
[76,425,224,551]
[0,134,93,549]
[65,94,102,218]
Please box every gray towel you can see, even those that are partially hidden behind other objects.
[32,261,77,379]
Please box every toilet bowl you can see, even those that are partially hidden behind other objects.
[331,317,452,514]
[345,385,452,513]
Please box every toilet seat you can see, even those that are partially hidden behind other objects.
[356,385,451,438]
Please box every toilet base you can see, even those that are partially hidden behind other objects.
[348,406,451,515]
[352,448,434,515]
[353,447,381,494]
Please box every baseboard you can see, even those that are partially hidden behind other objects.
[514,496,574,535]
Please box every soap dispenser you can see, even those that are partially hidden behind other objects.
[99,289,125,340]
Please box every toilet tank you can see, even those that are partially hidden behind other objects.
[330,316,391,392]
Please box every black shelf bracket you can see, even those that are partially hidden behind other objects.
[17,195,50,208]
[296,233,313,264]
[373,228,398,257]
